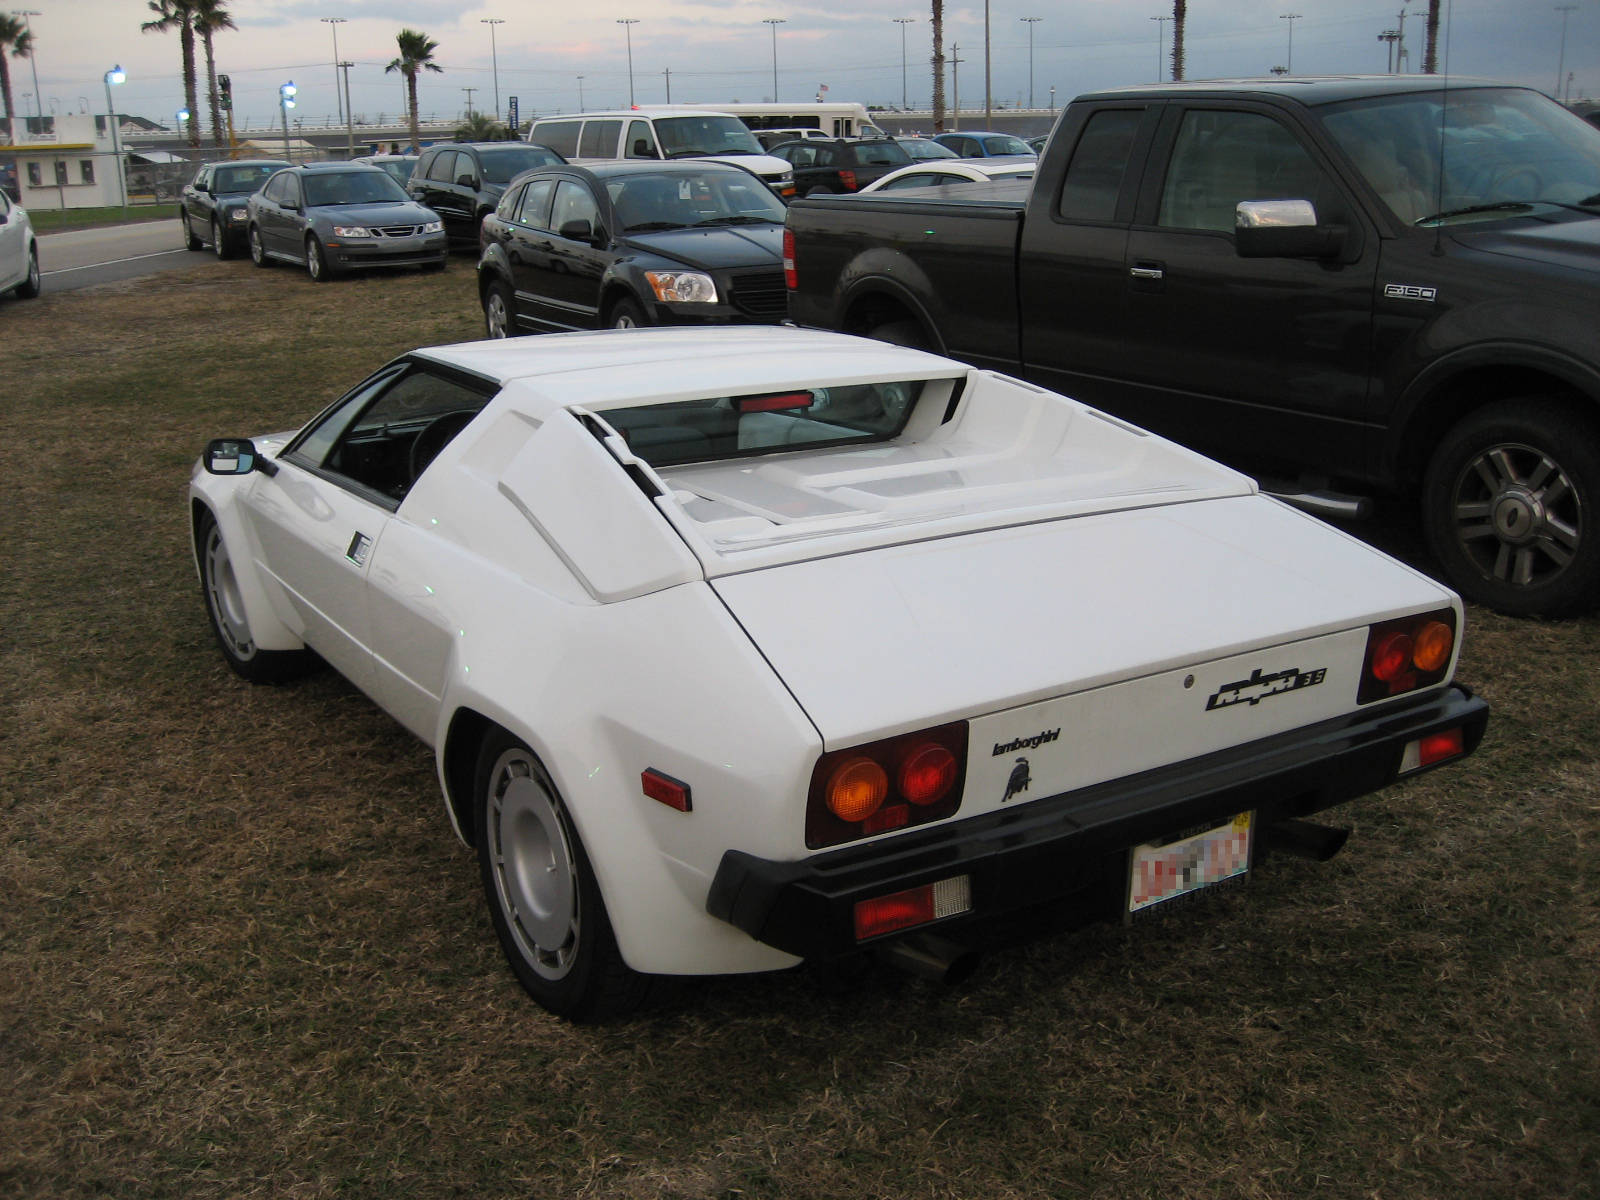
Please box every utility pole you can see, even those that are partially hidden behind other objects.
[1020,18,1042,107]
[339,61,354,158]
[1151,15,1169,81]
[764,19,785,102]
[617,20,639,107]
[1423,0,1441,72]
[894,18,915,109]
[951,42,964,131]
[279,81,296,162]
[1172,0,1187,81]
[1280,13,1302,75]
[462,86,477,119]
[663,67,672,103]
[931,0,946,132]
[983,0,992,126]
[321,18,347,123]
[1556,6,1579,98]
[577,75,586,111]
[1396,6,1410,72]
[482,20,504,123]
[13,11,42,118]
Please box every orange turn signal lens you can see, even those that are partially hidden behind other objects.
[899,743,958,806]
[1370,631,1413,681]
[1412,620,1454,672]
[826,757,888,822]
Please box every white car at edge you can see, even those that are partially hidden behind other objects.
[0,188,41,301]
[190,327,1489,1021]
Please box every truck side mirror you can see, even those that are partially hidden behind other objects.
[632,139,659,159]
[205,438,264,475]
[1235,199,1346,259]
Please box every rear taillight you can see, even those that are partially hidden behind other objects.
[782,228,796,289]
[838,169,858,191]
[806,722,968,848]
[1358,608,1456,704]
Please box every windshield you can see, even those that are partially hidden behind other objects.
[653,116,766,158]
[606,169,786,232]
[303,170,411,207]
[478,146,565,184]
[370,159,415,186]
[900,139,959,160]
[215,163,287,193]
[603,381,927,467]
[1320,87,1600,226]
[982,136,1035,156]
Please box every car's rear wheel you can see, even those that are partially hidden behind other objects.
[608,296,649,329]
[475,727,656,1022]
[182,214,203,251]
[305,235,332,282]
[248,226,271,267]
[196,508,319,684]
[483,279,514,338]
[212,218,234,260]
[14,247,40,299]
[1422,398,1600,617]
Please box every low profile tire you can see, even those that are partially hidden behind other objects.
[248,226,272,268]
[608,296,649,329]
[183,214,203,251]
[305,235,333,282]
[212,218,234,260]
[475,727,656,1022]
[1422,398,1600,617]
[867,319,932,351]
[196,508,318,684]
[483,279,514,338]
[14,247,40,299]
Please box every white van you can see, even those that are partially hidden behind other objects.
[681,101,887,140]
[527,108,795,197]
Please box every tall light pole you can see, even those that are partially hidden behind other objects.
[951,41,964,131]
[339,60,354,157]
[1280,12,1302,75]
[764,19,785,102]
[576,75,586,111]
[1020,17,1042,108]
[279,81,296,162]
[894,18,915,109]
[1151,15,1170,80]
[617,20,640,107]
[983,0,992,126]
[13,10,42,118]
[103,65,126,209]
[482,19,504,122]
[1556,5,1578,98]
[321,18,346,123]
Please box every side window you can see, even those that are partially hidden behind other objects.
[786,146,815,168]
[282,175,303,207]
[497,183,525,219]
[881,173,936,190]
[517,178,556,228]
[1057,108,1144,223]
[292,368,406,469]
[626,120,659,159]
[193,168,210,190]
[455,152,479,187]
[427,150,458,183]
[550,179,602,236]
[811,147,836,168]
[578,119,622,159]
[534,121,582,159]
[1158,109,1340,233]
[315,370,496,500]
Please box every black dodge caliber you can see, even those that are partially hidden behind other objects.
[477,160,788,336]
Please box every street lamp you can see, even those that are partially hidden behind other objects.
[13,10,42,119]
[576,75,586,112]
[279,81,297,163]
[893,18,915,110]
[339,60,355,158]
[176,107,189,144]
[1020,18,1042,108]
[983,0,992,127]
[617,20,640,108]
[1280,12,1302,76]
[321,18,347,123]
[103,66,127,208]
[1556,5,1579,99]
[482,19,505,123]
[1151,15,1170,81]
[763,18,785,103]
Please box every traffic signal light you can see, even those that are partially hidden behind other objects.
[218,74,233,111]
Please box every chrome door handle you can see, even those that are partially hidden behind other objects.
[1129,266,1164,280]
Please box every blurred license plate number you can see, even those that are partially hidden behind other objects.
[1126,811,1254,922]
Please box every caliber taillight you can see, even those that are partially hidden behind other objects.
[838,169,858,191]
[1358,608,1457,704]
[806,722,968,848]
[782,228,797,289]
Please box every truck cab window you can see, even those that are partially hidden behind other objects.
[1057,108,1144,222]
[1158,110,1336,233]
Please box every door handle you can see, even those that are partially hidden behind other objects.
[1129,265,1164,280]
[345,531,373,566]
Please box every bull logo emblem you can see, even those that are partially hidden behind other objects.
[1003,756,1031,802]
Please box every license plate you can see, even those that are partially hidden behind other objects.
[1125,811,1254,922]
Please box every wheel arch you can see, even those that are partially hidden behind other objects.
[598,281,646,325]
[188,487,307,653]
[439,704,494,846]
[838,279,946,354]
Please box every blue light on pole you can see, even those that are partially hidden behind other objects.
[279,82,297,161]
[104,66,128,207]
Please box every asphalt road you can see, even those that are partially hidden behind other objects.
[37,219,214,293]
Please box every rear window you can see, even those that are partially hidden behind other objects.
[478,146,564,183]
[602,381,928,467]
[852,141,911,166]
[533,121,581,159]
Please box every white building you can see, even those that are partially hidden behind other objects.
[0,114,129,209]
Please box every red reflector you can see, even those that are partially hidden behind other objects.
[1419,727,1464,765]
[863,803,909,834]
[782,228,796,289]
[854,885,935,940]
[641,768,691,812]
[737,391,814,413]
[839,169,858,191]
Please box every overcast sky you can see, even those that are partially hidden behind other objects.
[17,0,1595,131]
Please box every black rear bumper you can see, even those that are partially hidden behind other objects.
[707,685,1489,960]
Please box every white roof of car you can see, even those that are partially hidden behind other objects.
[533,108,740,121]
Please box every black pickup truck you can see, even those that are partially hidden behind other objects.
[786,76,1600,617]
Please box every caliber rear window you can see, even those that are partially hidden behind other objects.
[602,381,927,467]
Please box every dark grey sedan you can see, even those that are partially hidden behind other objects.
[246,163,448,281]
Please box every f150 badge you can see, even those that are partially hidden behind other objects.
[1206,666,1327,711]
[1383,283,1437,302]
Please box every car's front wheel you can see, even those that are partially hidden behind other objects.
[475,728,656,1022]
[608,296,649,329]
[212,218,234,260]
[248,226,271,267]
[305,235,333,282]
[1422,398,1600,617]
[14,247,40,299]
[483,279,514,338]
[196,508,319,683]
[182,214,203,251]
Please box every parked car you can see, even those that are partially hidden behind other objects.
[353,153,420,189]
[407,142,567,245]
[527,109,795,198]
[191,326,1489,1021]
[787,76,1600,617]
[932,131,1039,158]
[0,187,39,300]
[247,162,447,281]
[860,158,1037,193]
[897,137,962,161]
[1027,134,1050,153]
[755,128,832,151]
[477,160,788,336]
[766,137,913,196]
[179,158,291,259]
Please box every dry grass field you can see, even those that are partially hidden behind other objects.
[2,259,1598,1200]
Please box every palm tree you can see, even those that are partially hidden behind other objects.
[930,1,945,133]
[387,28,442,153]
[0,14,32,127]
[455,111,509,141]
[1171,0,1186,82]
[193,0,235,150]
[143,0,201,148]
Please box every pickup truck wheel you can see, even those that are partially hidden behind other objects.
[1422,398,1600,617]
[608,296,649,329]
[182,214,203,251]
[476,728,655,1022]
[197,508,319,683]
[248,226,272,268]
[868,320,932,351]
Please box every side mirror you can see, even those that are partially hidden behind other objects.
[457,174,479,189]
[559,217,596,244]
[1235,199,1346,259]
[205,438,267,475]
[631,140,659,159]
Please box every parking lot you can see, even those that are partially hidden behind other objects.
[2,259,1597,1198]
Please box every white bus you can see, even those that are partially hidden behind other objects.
[661,102,887,140]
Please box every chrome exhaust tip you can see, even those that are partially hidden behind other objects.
[877,933,981,985]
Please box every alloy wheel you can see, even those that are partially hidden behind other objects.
[249,227,265,265]
[204,523,257,660]
[213,220,227,259]
[1451,441,1583,588]
[486,747,581,981]
[485,290,509,337]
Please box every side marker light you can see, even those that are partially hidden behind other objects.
[641,768,691,812]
